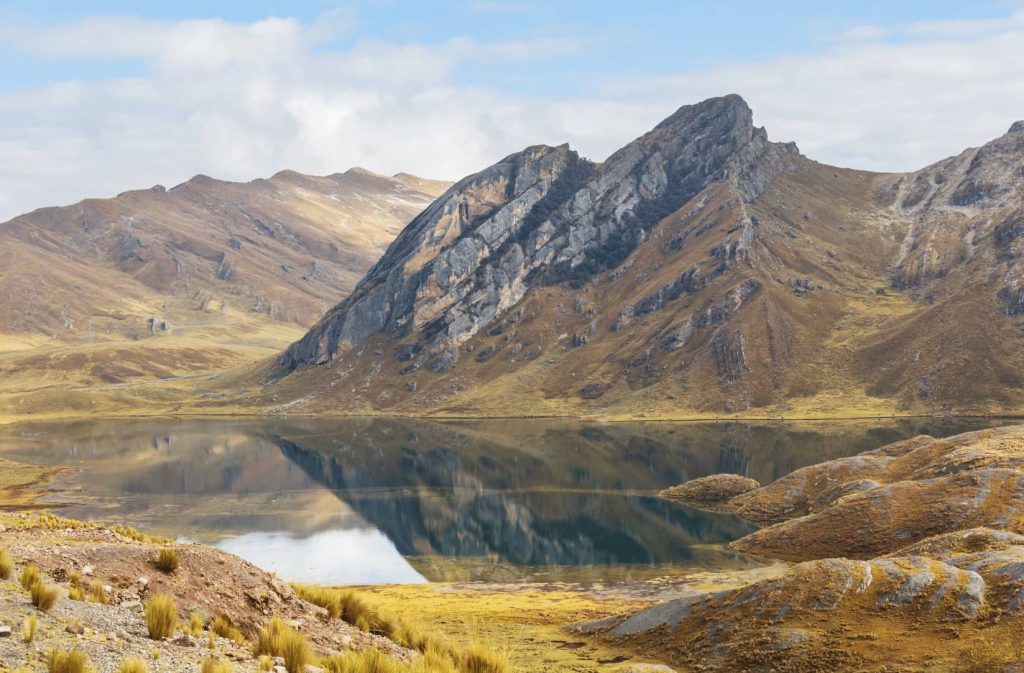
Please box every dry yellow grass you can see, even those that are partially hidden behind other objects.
[117,657,148,673]
[46,649,90,673]
[19,563,41,590]
[200,658,235,673]
[0,548,11,579]
[31,581,59,612]
[22,614,39,643]
[209,614,245,643]
[354,584,648,673]
[253,617,310,673]
[155,548,180,573]
[144,594,178,639]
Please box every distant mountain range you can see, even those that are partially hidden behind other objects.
[0,168,448,393]
[266,94,1024,418]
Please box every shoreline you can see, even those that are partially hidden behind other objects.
[3,408,1022,427]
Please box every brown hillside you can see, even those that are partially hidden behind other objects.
[584,425,1024,672]
[0,168,448,394]
[263,95,1024,418]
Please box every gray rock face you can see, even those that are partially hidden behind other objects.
[279,94,798,370]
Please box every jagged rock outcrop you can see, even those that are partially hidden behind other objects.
[278,95,798,370]
[267,95,1024,419]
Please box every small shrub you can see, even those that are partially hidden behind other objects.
[69,570,83,588]
[117,657,148,673]
[0,548,12,580]
[210,614,245,643]
[256,655,274,672]
[154,548,180,573]
[88,579,108,604]
[46,649,90,673]
[20,563,41,590]
[22,614,39,643]
[31,581,59,612]
[68,585,84,601]
[252,617,311,673]
[200,658,234,673]
[144,594,178,639]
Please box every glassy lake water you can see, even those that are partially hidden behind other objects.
[0,417,1014,585]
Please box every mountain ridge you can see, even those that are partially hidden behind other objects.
[261,94,1024,418]
[0,167,449,397]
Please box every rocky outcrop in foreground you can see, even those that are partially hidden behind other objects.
[588,425,1024,672]
[0,515,409,672]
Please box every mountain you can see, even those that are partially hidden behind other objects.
[265,94,1024,418]
[0,168,449,394]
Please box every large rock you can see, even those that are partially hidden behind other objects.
[659,473,759,509]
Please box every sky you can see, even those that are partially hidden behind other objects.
[1,1,1024,220]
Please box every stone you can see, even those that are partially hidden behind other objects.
[660,474,760,506]
[0,625,11,638]
[82,565,94,576]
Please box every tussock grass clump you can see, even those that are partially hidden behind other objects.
[456,644,508,673]
[46,649,90,673]
[22,614,39,643]
[68,585,84,601]
[252,617,311,673]
[144,594,179,639]
[210,614,245,643]
[19,563,41,590]
[292,585,432,651]
[321,649,404,673]
[0,548,12,580]
[256,655,274,672]
[117,657,148,673]
[38,513,89,532]
[189,610,205,637]
[88,579,108,604]
[31,581,59,612]
[321,647,462,673]
[201,658,234,673]
[155,548,180,573]
[293,584,342,618]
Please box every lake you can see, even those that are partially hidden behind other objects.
[0,416,1012,585]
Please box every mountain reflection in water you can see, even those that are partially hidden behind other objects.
[0,417,1012,583]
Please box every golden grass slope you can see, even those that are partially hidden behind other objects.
[590,424,1024,672]
[0,167,449,403]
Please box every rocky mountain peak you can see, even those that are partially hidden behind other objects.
[278,94,798,371]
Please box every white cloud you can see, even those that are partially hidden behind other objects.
[0,10,1023,221]
[604,10,1024,173]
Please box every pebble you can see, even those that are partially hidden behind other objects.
[0,626,11,638]
[82,565,94,576]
